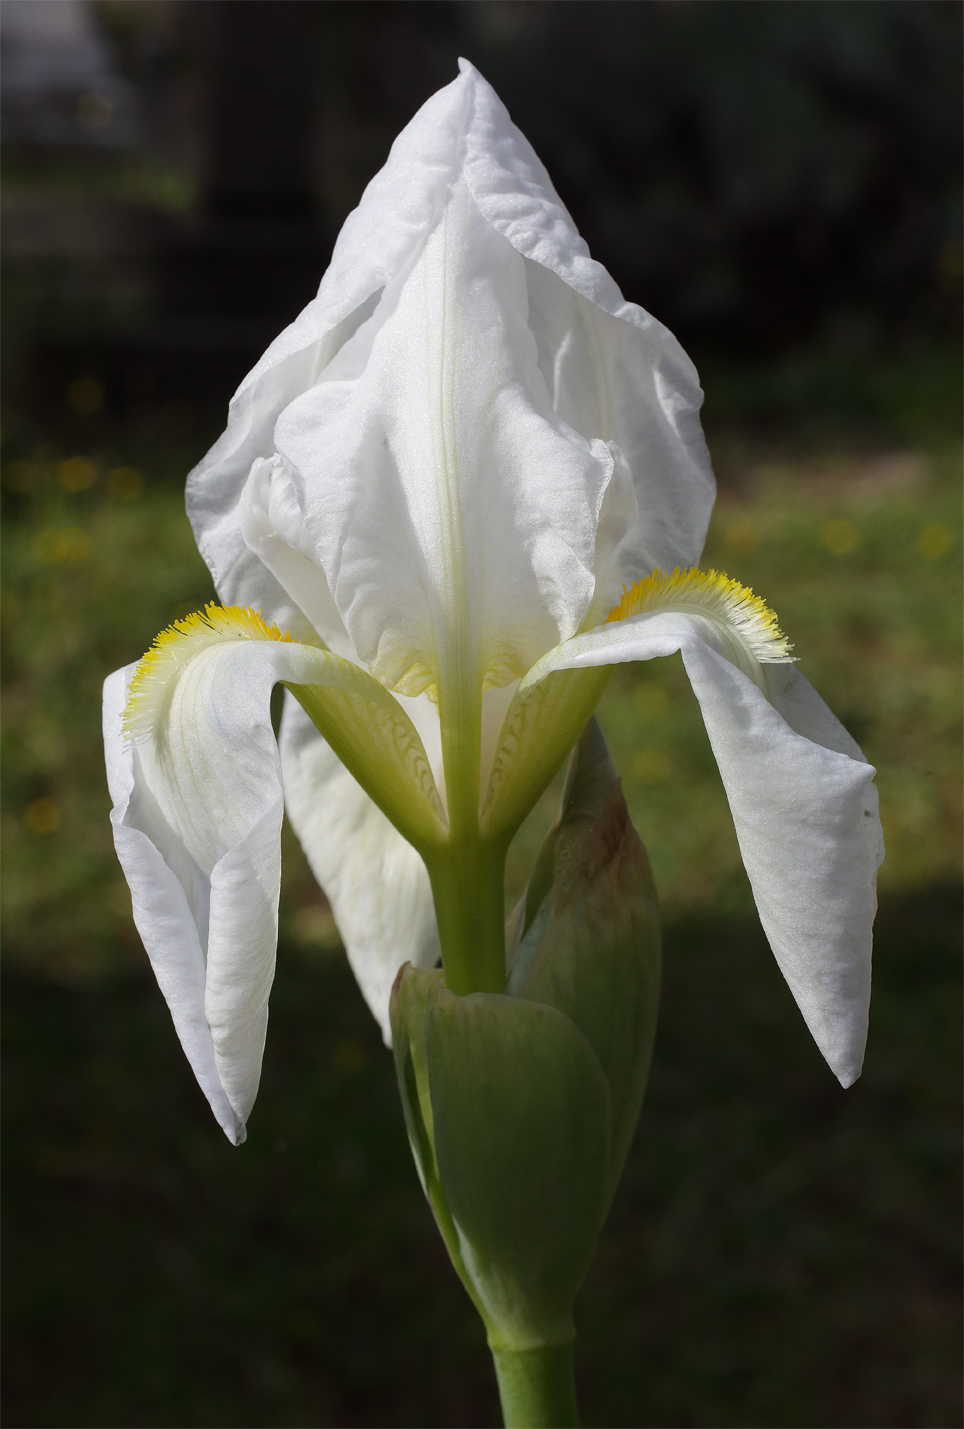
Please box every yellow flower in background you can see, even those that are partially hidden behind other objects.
[916,523,953,560]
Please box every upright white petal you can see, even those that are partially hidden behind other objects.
[236,455,357,656]
[458,59,715,592]
[514,613,883,1086]
[184,70,474,629]
[276,175,614,697]
[280,696,440,1041]
[187,60,714,684]
[521,262,714,604]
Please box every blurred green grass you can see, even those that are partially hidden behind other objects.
[2,346,961,1427]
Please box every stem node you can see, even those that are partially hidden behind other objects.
[491,1343,580,1429]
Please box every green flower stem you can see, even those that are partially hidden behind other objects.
[491,1343,580,1428]
[432,671,510,995]
[426,837,509,995]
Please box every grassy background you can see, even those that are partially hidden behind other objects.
[2,342,961,1427]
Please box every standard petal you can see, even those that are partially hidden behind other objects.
[514,615,883,1086]
[522,262,715,603]
[185,68,476,627]
[187,59,713,681]
[457,58,625,311]
[237,455,358,656]
[279,695,440,1042]
[275,174,614,698]
[105,613,446,1139]
[457,60,715,595]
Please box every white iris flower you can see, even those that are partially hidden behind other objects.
[104,61,883,1146]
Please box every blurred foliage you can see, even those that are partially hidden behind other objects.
[1,149,198,211]
[466,0,962,354]
[9,2,958,356]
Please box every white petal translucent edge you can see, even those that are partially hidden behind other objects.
[522,612,885,1087]
[279,693,441,1044]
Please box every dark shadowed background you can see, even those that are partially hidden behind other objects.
[2,3,961,1426]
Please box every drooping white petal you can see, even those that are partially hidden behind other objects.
[104,609,445,1140]
[279,695,440,1042]
[276,174,614,697]
[105,665,243,1143]
[511,613,883,1087]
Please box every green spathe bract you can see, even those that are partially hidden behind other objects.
[509,717,663,1201]
[392,970,612,1350]
[391,721,662,1394]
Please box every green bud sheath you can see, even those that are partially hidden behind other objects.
[390,966,611,1352]
[391,718,662,1427]
[508,717,662,1198]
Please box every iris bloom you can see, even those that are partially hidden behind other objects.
[104,61,883,1147]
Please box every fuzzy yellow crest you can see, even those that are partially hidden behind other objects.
[123,604,291,742]
[608,567,793,664]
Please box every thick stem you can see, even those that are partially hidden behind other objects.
[426,839,508,995]
[491,1343,580,1429]
[431,667,509,995]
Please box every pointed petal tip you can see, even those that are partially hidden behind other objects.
[811,1016,868,1093]
[834,1062,862,1091]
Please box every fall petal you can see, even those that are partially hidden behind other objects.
[104,611,445,1139]
[519,614,882,1085]
[279,694,441,1042]
[104,665,243,1142]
